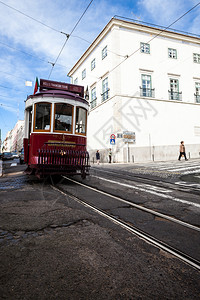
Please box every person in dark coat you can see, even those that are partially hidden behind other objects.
[178,141,188,161]
[96,150,100,165]
[108,148,112,163]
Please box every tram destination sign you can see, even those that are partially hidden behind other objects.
[123,131,136,143]
[40,79,84,97]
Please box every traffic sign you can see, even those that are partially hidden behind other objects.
[110,139,115,145]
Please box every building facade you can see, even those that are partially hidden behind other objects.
[2,130,12,152]
[68,17,200,163]
[2,120,24,153]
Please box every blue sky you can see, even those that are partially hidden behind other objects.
[0,0,199,142]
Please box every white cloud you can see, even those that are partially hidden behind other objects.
[137,0,200,34]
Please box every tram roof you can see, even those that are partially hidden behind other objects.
[26,89,89,105]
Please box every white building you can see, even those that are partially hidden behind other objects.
[2,120,24,153]
[11,120,24,152]
[68,17,200,163]
[2,130,12,152]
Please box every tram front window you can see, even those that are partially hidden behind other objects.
[34,103,51,131]
[54,103,73,132]
[75,107,87,134]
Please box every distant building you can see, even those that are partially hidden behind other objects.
[68,17,200,162]
[2,120,24,153]
[11,120,24,152]
[2,130,12,152]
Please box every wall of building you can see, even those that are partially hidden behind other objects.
[69,19,200,163]
[2,120,24,153]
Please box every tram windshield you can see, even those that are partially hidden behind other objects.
[54,103,73,132]
[34,103,51,131]
[75,107,87,134]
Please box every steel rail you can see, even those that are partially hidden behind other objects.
[51,181,200,271]
[62,176,200,232]
[91,167,200,195]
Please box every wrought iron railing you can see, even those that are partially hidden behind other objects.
[194,94,200,103]
[90,98,97,109]
[101,89,109,102]
[168,91,182,101]
[140,87,155,98]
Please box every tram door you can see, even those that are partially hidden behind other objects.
[28,108,32,139]
[26,107,32,163]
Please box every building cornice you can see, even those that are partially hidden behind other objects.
[68,17,200,77]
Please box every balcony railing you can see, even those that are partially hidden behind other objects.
[194,93,200,103]
[140,87,155,98]
[101,89,110,102]
[168,91,182,101]
[90,98,97,109]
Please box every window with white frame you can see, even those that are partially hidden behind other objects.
[169,78,181,100]
[102,77,109,101]
[90,87,97,108]
[141,74,153,97]
[82,69,86,80]
[168,48,177,59]
[91,58,96,70]
[74,77,78,85]
[140,42,150,54]
[195,82,200,103]
[102,46,107,60]
[193,53,200,64]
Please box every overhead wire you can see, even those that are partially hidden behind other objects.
[0,0,125,77]
[0,84,22,92]
[0,0,96,77]
[0,40,68,69]
[0,0,62,34]
[106,2,200,77]
[71,35,126,57]
[48,0,94,79]
[0,70,30,81]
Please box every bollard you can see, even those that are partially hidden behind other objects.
[152,154,154,161]
[93,157,94,164]
[132,155,134,163]
[188,152,190,159]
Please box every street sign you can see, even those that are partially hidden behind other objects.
[110,139,115,145]
[123,131,136,143]
[110,134,116,145]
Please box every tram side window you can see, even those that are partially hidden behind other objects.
[54,103,73,132]
[34,103,51,131]
[75,107,87,134]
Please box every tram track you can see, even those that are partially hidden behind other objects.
[50,175,200,271]
[91,166,200,196]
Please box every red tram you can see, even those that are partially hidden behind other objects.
[23,79,90,179]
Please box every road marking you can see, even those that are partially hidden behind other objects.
[91,175,200,209]
[175,181,200,189]
[10,163,17,167]
[52,184,200,271]
[61,177,200,232]
[168,166,200,172]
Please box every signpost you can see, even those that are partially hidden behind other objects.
[123,131,136,143]
[123,131,136,163]
[110,134,116,145]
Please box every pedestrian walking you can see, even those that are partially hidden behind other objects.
[178,141,188,161]
[108,148,112,163]
[96,150,100,165]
